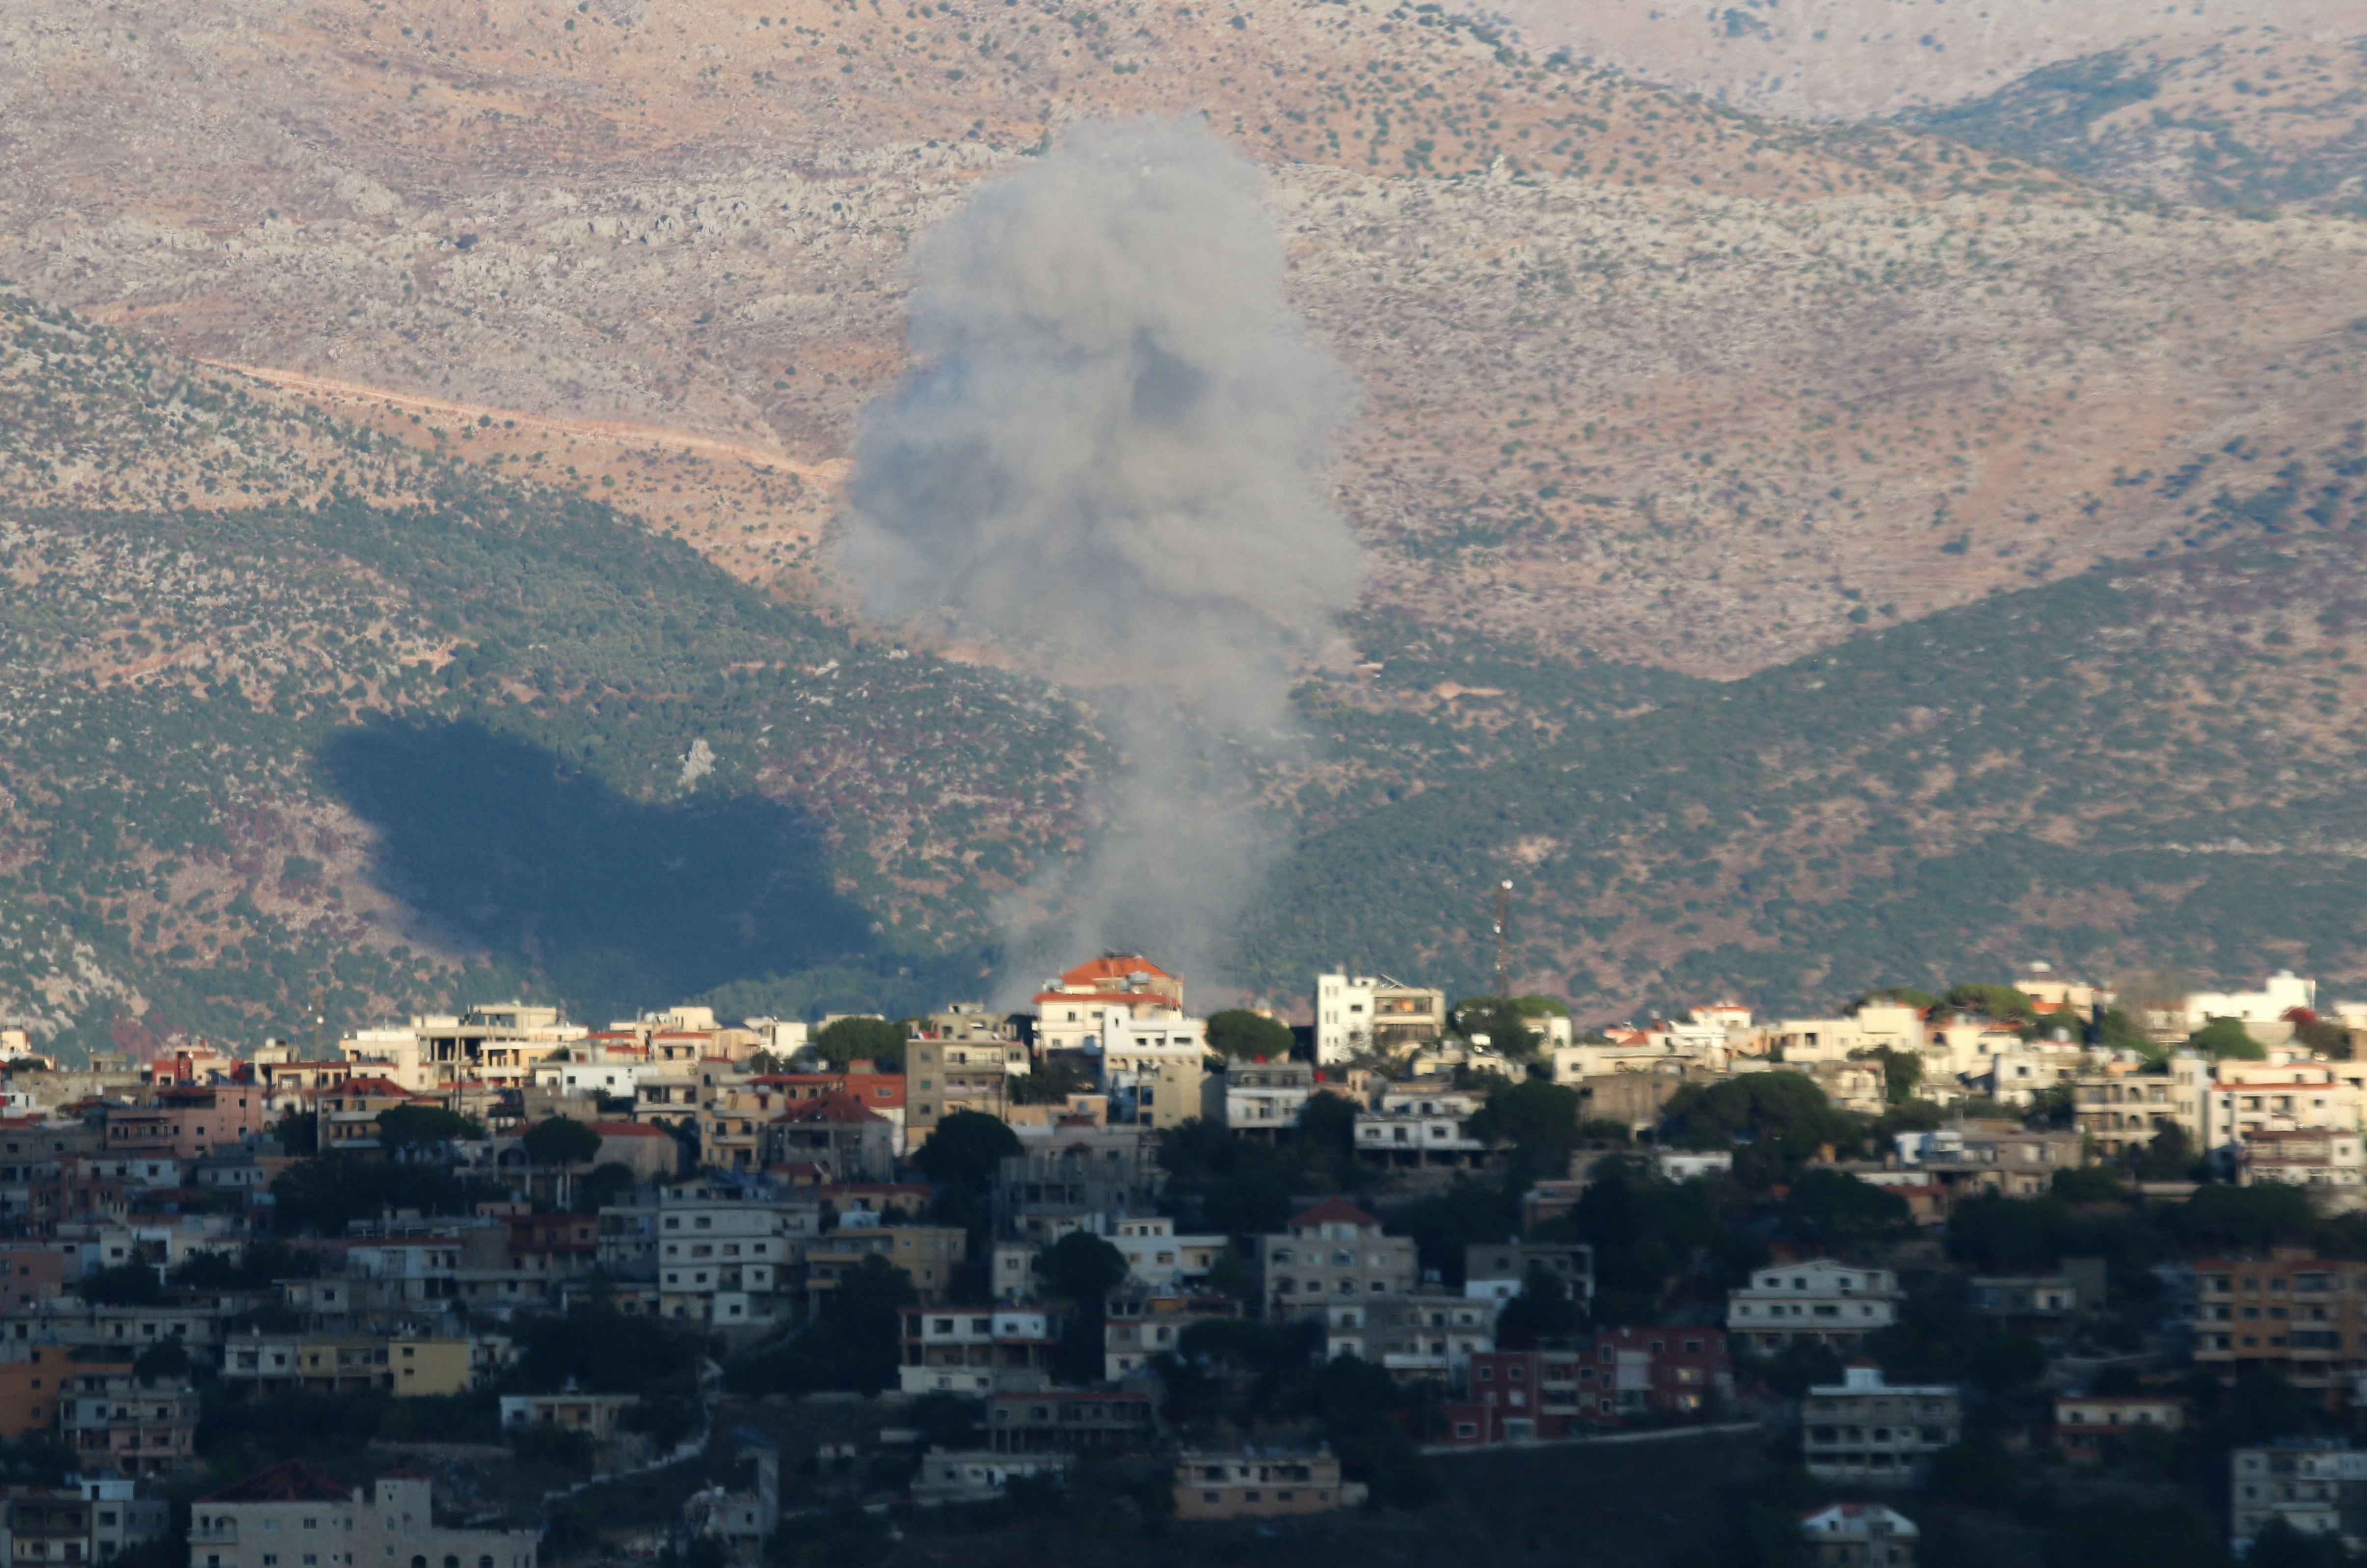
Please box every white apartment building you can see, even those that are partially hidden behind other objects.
[1802,1365,1961,1485]
[2187,971,2317,1034]
[1727,1261,1901,1352]
[1223,1062,1315,1136]
[1354,1086,1488,1166]
[2203,1063,2364,1165]
[1105,1217,1227,1290]
[191,1464,537,1568]
[1314,974,1446,1066]
[2231,1442,2367,1555]
[898,1306,1056,1395]
[1098,1010,1210,1132]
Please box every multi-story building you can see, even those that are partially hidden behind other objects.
[1322,1293,1494,1381]
[990,1146,1164,1247]
[1314,974,1446,1066]
[1726,1260,1900,1352]
[340,1003,585,1093]
[217,1335,485,1397]
[1104,1217,1226,1291]
[58,1364,198,1477]
[906,1008,1028,1144]
[2203,1062,2364,1169]
[1031,957,1185,1055]
[1259,1200,1417,1321]
[2073,1063,2197,1160]
[1462,1242,1593,1306]
[1802,1364,1959,1485]
[801,1226,967,1310]
[2231,1440,2367,1554]
[981,1390,1156,1454]
[1172,1450,1357,1520]
[1098,1013,1209,1133]
[897,1305,1056,1395]
[2052,1392,2186,1461]
[2243,1128,2366,1189]
[1799,1504,1919,1568]
[1355,1085,1489,1168]
[1443,1329,1732,1443]
[1223,1062,1314,1140]
[1103,1288,1237,1381]
[190,1461,538,1568]
[1889,1124,2086,1199]
[102,1087,268,1161]
[758,1094,895,1183]
[2192,1251,2367,1406]
[0,1481,169,1568]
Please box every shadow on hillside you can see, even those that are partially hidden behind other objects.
[316,721,877,1019]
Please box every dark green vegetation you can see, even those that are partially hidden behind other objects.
[1250,463,2367,1011]
[0,289,1093,1055]
[6,283,2367,1046]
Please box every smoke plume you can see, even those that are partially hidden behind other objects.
[836,117,1363,992]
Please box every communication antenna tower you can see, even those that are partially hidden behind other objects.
[1493,880,1512,998]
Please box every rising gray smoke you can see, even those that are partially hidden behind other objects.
[836,116,1363,993]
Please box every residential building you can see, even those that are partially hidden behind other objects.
[584,1122,680,1183]
[898,1306,1056,1395]
[1354,1084,1488,1168]
[909,1451,1068,1507]
[1314,973,1446,1066]
[1104,1217,1225,1290]
[1223,1062,1314,1140]
[2187,972,2317,1036]
[1802,1363,1960,1485]
[1031,956,1185,1055]
[759,1095,895,1184]
[2243,1128,2366,1189]
[2204,1062,2364,1168]
[2052,1393,2186,1461]
[189,1461,538,1568]
[2073,1064,2195,1159]
[58,1363,197,1477]
[1726,1260,1900,1351]
[0,1348,73,1438]
[0,1481,169,1568]
[103,1087,268,1161]
[1259,1200,1417,1320]
[1104,1288,1237,1381]
[2191,1252,2367,1406]
[339,1003,585,1093]
[802,1226,967,1309]
[1888,1124,2085,1198]
[2231,1440,2367,1555]
[1462,1242,1593,1305]
[1799,1504,1919,1568]
[1967,1264,2102,1342]
[1444,1328,1733,1442]
[1098,1013,1208,1133]
[991,1145,1163,1247]
[905,1008,1028,1142]
[499,1392,639,1438]
[981,1390,1155,1453]
[217,1335,484,1397]
[1322,1293,1495,1381]
[1173,1450,1357,1520]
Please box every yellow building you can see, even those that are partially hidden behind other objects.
[388,1335,481,1396]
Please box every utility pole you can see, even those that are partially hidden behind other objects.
[1493,880,1512,998]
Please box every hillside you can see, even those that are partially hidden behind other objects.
[5,0,2367,679]
[1902,32,2367,217]
[1246,486,2367,1013]
[0,292,1103,1054]
[1485,0,2366,123]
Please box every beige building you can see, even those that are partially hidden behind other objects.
[340,1003,584,1093]
[906,1007,1027,1142]
[1259,1200,1417,1320]
[1314,973,1446,1066]
[1098,1013,1208,1132]
[802,1226,968,1309]
[191,1462,537,1568]
[1174,1450,1359,1519]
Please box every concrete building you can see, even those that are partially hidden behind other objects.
[1173,1451,1358,1520]
[1799,1504,1919,1568]
[2187,972,2317,1037]
[905,1007,1028,1143]
[1104,1217,1226,1291]
[981,1390,1156,1453]
[909,1451,1068,1507]
[2243,1128,2366,1190]
[499,1392,640,1439]
[1031,956,1185,1055]
[1462,1242,1593,1305]
[1104,1288,1237,1381]
[339,1003,585,1093]
[2052,1393,2186,1461]
[1222,1062,1314,1140]
[58,1365,197,1478]
[2192,1252,2367,1407]
[1727,1260,1901,1352]
[898,1305,1056,1396]
[2231,1440,2367,1555]
[802,1226,967,1309]
[1354,1085,1488,1168]
[190,1462,537,1568]
[1802,1363,1960,1485]
[1314,973,1446,1066]
[0,1481,169,1568]
[1259,1200,1416,1320]
[1322,1293,1495,1381]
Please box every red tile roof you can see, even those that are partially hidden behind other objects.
[1059,954,1176,987]
[1290,1198,1381,1229]
[198,1459,353,1504]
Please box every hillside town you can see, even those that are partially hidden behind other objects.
[0,958,2365,1567]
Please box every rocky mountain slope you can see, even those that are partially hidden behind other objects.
[5,0,2367,681]
[1486,0,2364,123]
